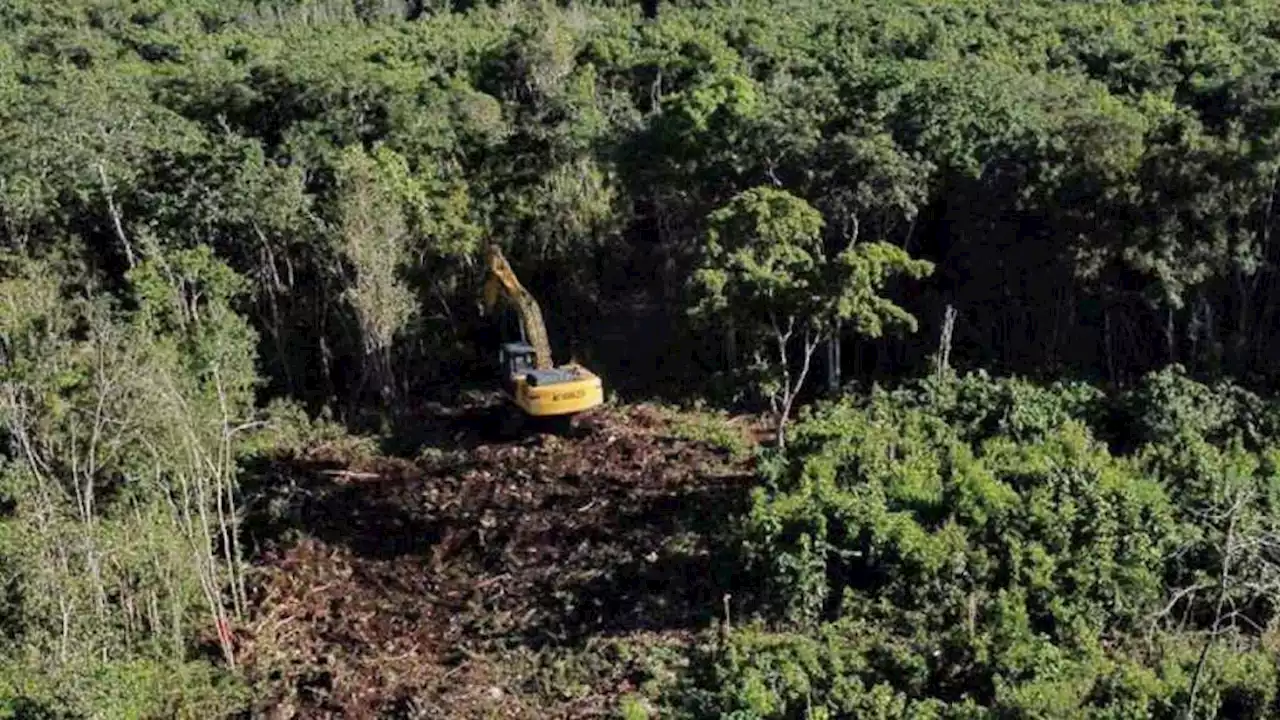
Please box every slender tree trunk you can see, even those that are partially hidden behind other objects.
[935,304,956,382]
[725,320,737,372]
[826,318,841,394]
[257,228,296,396]
[1185,495,1240,720]
[1233,266,1250,374]
[319,329,335,409]
[771,315,821,451]
[95,162,136,269]
[1104,305,1116,384]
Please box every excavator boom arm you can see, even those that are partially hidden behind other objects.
[481,245,554,370]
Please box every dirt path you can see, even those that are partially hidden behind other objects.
[236,403,757,718]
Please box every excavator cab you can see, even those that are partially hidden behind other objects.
[500,342,538,380]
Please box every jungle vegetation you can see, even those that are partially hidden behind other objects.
[5,0,1280,716]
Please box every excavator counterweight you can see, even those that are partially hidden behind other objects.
[481,244,603,419]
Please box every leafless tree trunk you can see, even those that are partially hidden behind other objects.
[95,161,136,269]
[1184,492,1242,720]
[826,318,841,394]
[769,312,823,451]
[149,365,250,669]
[1167,482,1280,720]
[935,304,957,382]
[725,318,737,371]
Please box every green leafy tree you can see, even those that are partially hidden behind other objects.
[332,144,418,411]
[690,186,932,447]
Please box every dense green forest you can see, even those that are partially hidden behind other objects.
[5,0,1280,716]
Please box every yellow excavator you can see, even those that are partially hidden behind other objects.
[480,244,603,427]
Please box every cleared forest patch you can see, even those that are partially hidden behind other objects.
[235,403,759,718]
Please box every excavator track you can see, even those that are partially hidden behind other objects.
[488,399,577,440]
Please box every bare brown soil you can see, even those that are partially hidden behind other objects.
[236,402,758,719]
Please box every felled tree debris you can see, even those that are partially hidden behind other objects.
[238,404,757,718]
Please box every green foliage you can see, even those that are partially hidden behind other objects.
[240,397,364,458]
[748,395,1177,635]
[690,620,953,720]
[0,655,247,720]
[1118,365,1280,451]
[654,402,753,461]
[331,143,421,408]
[691,186,932,334]
[128,243,261,409]
[689,186,931,444]
[618,692,652,720]
[691,187,826,323]
[888,371,1110,446]
[670,618,1280,719]
[684,369,1280,718]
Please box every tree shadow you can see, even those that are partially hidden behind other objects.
[377,395,509,456]
[238,453,449,562]
[376,393,600,459]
